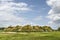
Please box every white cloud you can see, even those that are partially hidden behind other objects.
[0,0,31,27]
[46,0,56,7]
[46,0,60,26]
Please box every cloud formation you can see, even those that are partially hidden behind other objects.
[0,0,31,27]
[46,0,60,26]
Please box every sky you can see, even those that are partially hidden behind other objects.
[0,0,60,29]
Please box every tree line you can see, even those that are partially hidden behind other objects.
[0,25,60,32]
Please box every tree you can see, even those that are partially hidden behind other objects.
[15,25,22,32]
[21,25,33,32]
[4,25,13,32]
[4,25,22,32]
[57,27,60,31]
[43,26,52,32]
[33,26,44,32]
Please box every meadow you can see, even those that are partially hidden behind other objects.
[0,32,60,40]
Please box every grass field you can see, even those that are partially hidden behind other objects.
[0,32,60,40]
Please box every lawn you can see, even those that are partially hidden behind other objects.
[0,32,60,40]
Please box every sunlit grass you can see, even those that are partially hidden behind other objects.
[0,32,60,40]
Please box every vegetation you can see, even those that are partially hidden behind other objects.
[2,25,54,32]
[0,25,60,40]
[0,32,60,40]
[0,25,59,32]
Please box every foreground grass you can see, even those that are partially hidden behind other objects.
[0,32,60,40]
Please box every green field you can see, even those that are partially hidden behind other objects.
[0,32,60,40]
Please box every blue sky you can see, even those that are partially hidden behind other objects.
[14,0,51,25]
[0,0,60,29]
